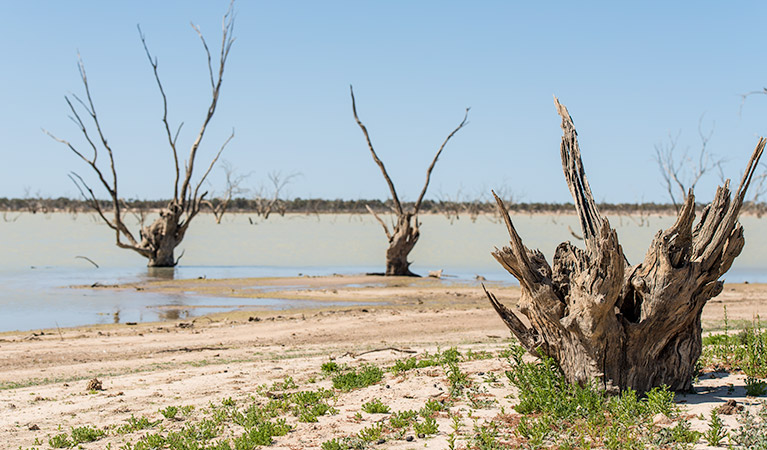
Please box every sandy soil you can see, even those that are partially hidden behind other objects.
[1,276,766,449]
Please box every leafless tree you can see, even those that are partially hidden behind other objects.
[350,85,469,276]
[2,212,20,223]
[435,188,467,224]
[654,116,724,211]
[739,88,767,216]
[252,171,300,219]
[203,160,250,224]
[117,198,150,228]
[435,187,487,224]
[45,3,236,267]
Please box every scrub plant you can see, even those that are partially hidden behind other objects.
[48,433,71,449]
[703,411,727,446]
[413,416,439,436]
[70,425,105,444]
[390,347,461,374]
[160,405,179,420]
[504,344,684,448]
[361,398,390,414]
[331,364,383,391]
[746,377,767,396]
[730,402,767,449]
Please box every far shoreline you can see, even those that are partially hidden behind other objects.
[3,275,765,337]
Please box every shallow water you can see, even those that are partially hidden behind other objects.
[2,212,766,332]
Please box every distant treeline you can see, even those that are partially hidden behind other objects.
[4,196,765,217]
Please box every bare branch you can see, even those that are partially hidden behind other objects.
[739,87,767,116]
[349,85,403,215]
[138,24,180,200]
[192,129,235,212]
[365,204,392,240]
[180,1,236,207]
[654,117,723,211]
[413,107,469,215]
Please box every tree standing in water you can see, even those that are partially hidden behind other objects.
[350,85,469,276]
[46,3,236,267]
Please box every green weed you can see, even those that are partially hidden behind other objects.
[414,416,439,436]
[115,415,161,434]
[389,410,418,429]
[445,361,469,397]
[390,347,461,374]
[704,410,727,446]
[48,433,71,448]
[361,398,390,414]
[321,361,340,374]
[746,376,767,396]
[357,422,384,442]
[652,418,701,448]
[331,364,383,391]
[730,403,767,449]
[160,405,179,420]
[70,425,105,444]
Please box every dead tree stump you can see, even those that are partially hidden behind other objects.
[485,98,765,393]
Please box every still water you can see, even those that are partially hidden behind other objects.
[2,212,766,331]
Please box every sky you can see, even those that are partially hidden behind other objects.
[1,1,767,204]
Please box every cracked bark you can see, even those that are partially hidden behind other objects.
[485,98,765,393]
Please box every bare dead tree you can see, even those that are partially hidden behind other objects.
[435,188,466,224]
[252,171,300,219]
[203,160,250,224]
[2,212,20,223]
[654,116,724,211]
[45,3,236,267]
[350,85,469,276]
[485,98,765,393]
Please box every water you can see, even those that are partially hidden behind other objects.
[2,211,766,332]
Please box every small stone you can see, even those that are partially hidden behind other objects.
[406,436,414,442]
[418,433,425,439]
[385,385,390,389]
[376,438,386,444]
[28,424,39,431]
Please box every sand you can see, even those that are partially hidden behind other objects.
[1,276,766,449]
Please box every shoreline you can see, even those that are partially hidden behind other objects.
[4,275,766,336]
[1,276,766,448]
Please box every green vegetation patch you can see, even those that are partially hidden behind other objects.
[331,364,384,391]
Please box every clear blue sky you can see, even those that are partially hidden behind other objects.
[1,1,766,204]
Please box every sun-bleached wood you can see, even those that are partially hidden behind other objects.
[485,98,765,392]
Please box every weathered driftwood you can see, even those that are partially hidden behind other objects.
[485,98,765,393]
[350,86,469,276]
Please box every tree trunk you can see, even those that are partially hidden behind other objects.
[485,98,766,393]
[385,214,420,276]
[140,204,184,267]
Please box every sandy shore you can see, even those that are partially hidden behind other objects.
[1,276,766,449]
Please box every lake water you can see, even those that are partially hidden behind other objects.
[2,211,766,332]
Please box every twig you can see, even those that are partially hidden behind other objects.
[343,347,417,358]
[75,255,99,268]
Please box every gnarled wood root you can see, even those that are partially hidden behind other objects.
[486,98,765,393]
